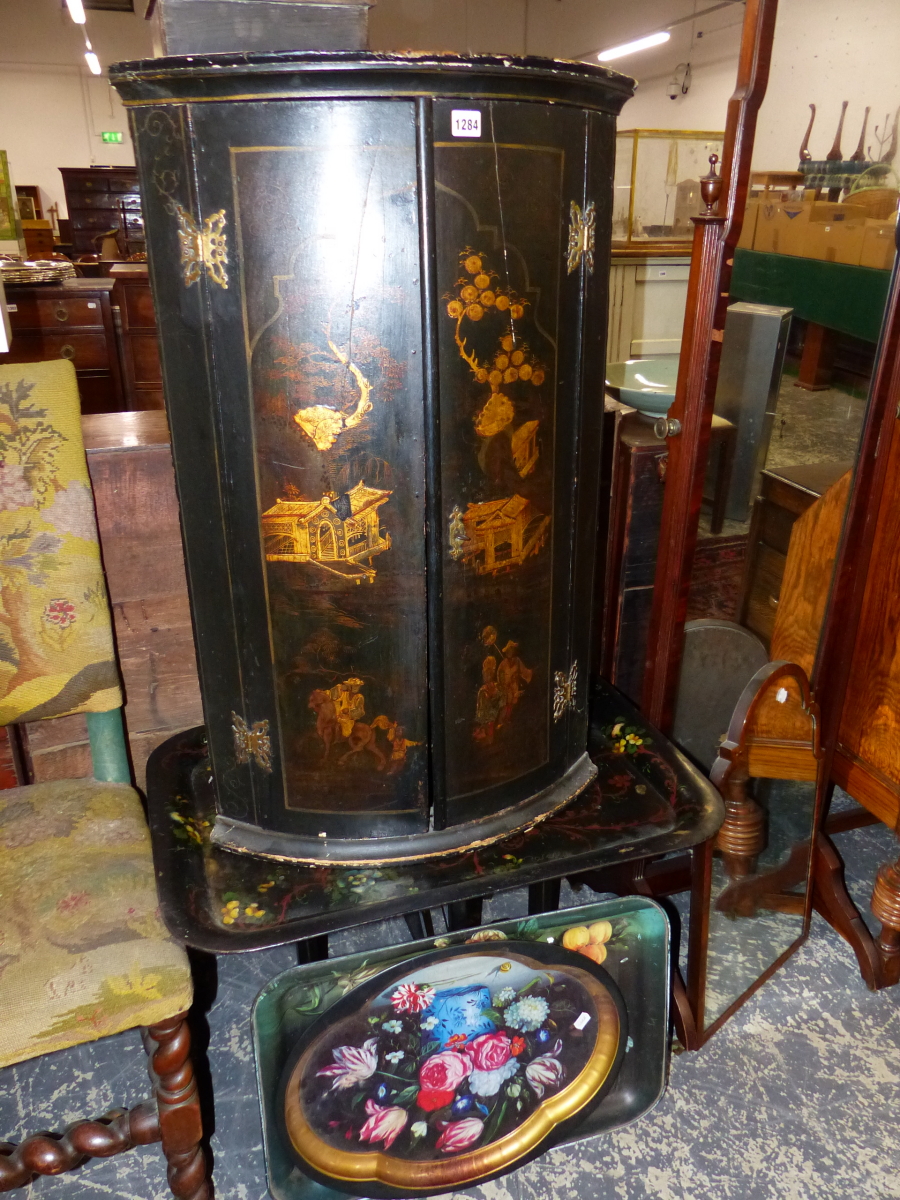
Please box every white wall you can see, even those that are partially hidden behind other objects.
[616,0,900,175]
[369,0,715,62]
[753,0,900,171]
[1,0,898,223]
[0,66,136,218]
[619,51,740,135]
[0,0,153,219]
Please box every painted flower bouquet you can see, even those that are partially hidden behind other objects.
[299,950,603,1161]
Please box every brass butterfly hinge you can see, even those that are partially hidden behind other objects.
[566,201,596,275]
[232,712,272,772]
[553,661,578,721]
[175,204,229,290]
[448,505,470,561]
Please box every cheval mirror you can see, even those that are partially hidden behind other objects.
[596,0,899,1046]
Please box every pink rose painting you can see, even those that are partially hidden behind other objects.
[466,1031,521,1097]
[416,1049,472,1111]
[302,950,604,1166]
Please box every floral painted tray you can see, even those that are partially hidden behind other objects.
[254,895,669,1200]
[278,941,626,1197]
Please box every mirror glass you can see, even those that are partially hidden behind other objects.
[600,0,899,1040]
[703,777,816,1027]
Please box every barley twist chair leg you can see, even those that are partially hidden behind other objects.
[0,1100,160,1191]
[144,1014,211,1200]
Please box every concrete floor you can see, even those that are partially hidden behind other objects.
[2,811,899,1200]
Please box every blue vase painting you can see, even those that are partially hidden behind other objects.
[426,985,496,1048]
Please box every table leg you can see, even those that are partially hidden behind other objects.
[445,897,485,932]
[871,850,900,988]
[528,878,562,914]
[404,911,435,941]
[795,321,836,391]
[296,935,329,964]
[710,426,736,535]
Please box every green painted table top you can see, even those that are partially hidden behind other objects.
[731,248,891,343]
[253,896,670,1200]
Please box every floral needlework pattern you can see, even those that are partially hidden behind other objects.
[0,778,192,1068]
[0,360,122,724]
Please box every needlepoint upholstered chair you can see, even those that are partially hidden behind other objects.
[0,360,208,1199]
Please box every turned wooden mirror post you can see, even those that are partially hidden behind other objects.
[641,0,781,732]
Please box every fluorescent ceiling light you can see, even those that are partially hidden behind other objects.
[85,50,102,74]
[66,0,87,23]
[598,30,670,61]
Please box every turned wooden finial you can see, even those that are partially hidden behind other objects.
[700,153,723,214]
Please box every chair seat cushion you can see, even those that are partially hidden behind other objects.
[0,778,193,1068]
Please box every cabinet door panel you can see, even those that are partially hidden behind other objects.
[166,98,431,840]
[432,99,589,824]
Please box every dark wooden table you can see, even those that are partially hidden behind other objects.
[145,679,723,954]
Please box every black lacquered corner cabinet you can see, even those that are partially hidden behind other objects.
[110,53,634,863]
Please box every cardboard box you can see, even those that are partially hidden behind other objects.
[737,199,759,250]
[803,220,864,264]
[802,202,867,264]
[859,217,898,271]
[753,198,812,256]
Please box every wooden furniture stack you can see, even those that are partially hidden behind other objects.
[20,221,55,258]
[740,461,852,649]
[59,166,145,259]
[601,411,738,705]
[110,264,165,410]
[0,279,125,412]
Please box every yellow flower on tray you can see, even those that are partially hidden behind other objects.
[244,903,266,918]
[221,899,240,925]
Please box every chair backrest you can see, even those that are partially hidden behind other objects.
[0,360,127,777]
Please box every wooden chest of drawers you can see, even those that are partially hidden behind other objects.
[59,166,144,259]
[110,264,164,410]
[740,460,852,648]
[0,279,125,413]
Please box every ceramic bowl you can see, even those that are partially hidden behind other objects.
[605,355,680,418]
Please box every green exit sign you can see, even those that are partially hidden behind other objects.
[101,131,123,144]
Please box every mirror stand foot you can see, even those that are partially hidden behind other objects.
[871,854,900,987]
[813,832,881,989]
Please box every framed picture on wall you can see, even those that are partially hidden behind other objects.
[15,185,42,222]
[0,152,19,242]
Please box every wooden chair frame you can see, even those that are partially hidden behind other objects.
[0,1013,208,1198]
